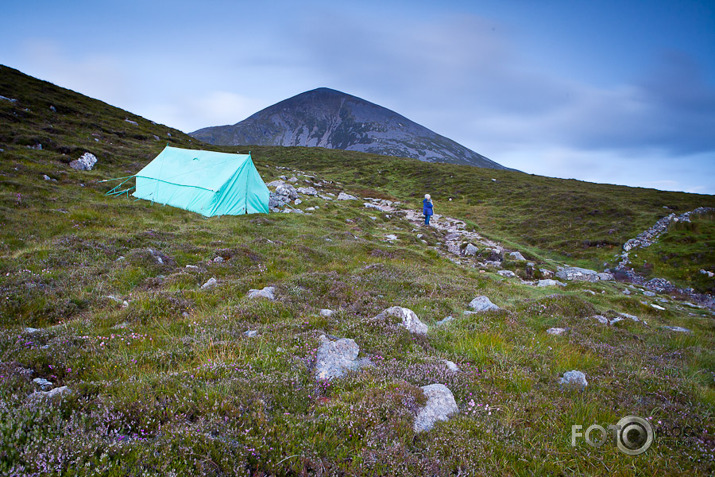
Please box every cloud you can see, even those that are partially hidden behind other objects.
[20,39,131,108]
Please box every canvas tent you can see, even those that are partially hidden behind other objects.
[130,146,270,216]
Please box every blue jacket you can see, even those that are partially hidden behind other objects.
[423,198,433,216]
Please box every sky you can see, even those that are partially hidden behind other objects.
[2,0,714,194]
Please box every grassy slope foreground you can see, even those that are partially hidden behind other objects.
[1,65,714,475]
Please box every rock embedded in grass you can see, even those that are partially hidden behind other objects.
[547,327,567,335]
[663,326,691,333]
[467,296,500,312]
[69,152,97,171]
[33,377,53,391]
[497,270,517,278]
[555,266,613,282]
[28,386,71,402]
[413,384,459,432]
[319,309,334,317]
[536,279,566,287]
[315,335,370,380]
[201,277,218,290]
[337,192,358,200]
[509,251,526,261]
[559,370,588,389]
[247,286,276,300]
[374,306,429,335]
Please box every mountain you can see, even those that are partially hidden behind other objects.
[190,87,508,169]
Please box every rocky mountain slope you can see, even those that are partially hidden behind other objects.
[1,65,714,475]
[191,87,508,169]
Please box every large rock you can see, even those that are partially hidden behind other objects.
[314,335,369,380]
[509,251,526,261]
[468,296,500,312]
[337,192,358,200]
[463,243,479,256]
[375,306,429,334]
[69,152,97,171]
[414,384,459,432]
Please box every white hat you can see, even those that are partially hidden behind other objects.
[425,194,431,200]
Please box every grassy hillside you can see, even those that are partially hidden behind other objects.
[1,65,714,475]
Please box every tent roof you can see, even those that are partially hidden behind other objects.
[135,146,252,192]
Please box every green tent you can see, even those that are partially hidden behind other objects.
[131,146,270,216]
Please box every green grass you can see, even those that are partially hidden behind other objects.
[0,64,714,475]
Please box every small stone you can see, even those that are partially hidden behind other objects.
[297,186,318,196]
[24,327,41,334]
[651,304,665,310]
[244,330,258,338]
[536,279,566,287]
[247,286,276,300]
[442,360,460,372]
[559,370,588,389]
[509,251,526,261]
[385,234,398,241]
[33,378,53,391]
[414,384,459,432]
[435,316,454,326]
[29,386,71,401]
[663,326,691,333]
[315,335,369,380]
[590,315,610,325]
[468,296,500,312]
[337,192,358,200]
[213,256,224,263]
[643,291,656,297]
[497,270,517,278]
[464,243,478,256]
[375,306,429,334]
[201,277,218,289]
[623,289,631,295]
[69,152,97,171]
[547,327,567,335]
[320,309,334,317]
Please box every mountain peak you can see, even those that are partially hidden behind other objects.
[191,89,507,169]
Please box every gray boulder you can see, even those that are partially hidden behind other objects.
[375,306,429,335]
[33,378,53,391]
[509,251,526,261]
[559,370,588,389]
[497,270,517,278]
[201,277,218,289]
[463,243,479,256]
[69,152,97,171]
[555,266,614,282]
[537,279,566,287]
[315,335,369,380]
[247,286,276,300]
[320,309,334,317]
[337,192,358,200]
[297,186,318,196]
[663,326,691,333]
[414,384,459,432]
[468,296,500,312]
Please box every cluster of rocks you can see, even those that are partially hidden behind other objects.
[266,171,358,213]
[310,303,471,432]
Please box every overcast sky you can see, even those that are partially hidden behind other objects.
[2,0,714,194]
